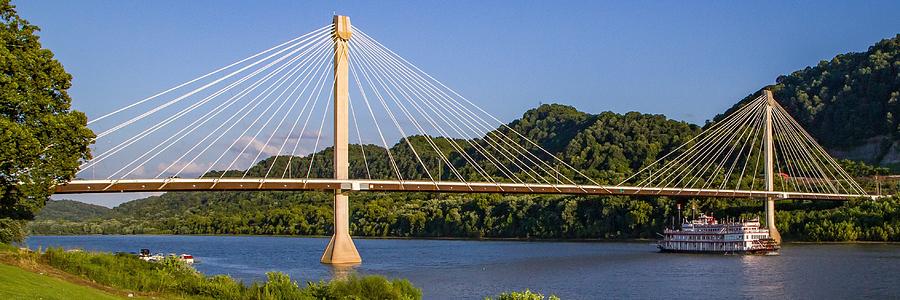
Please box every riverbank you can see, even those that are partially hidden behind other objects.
[0,244,142,299]
[0,243,422,300]
[27,233,900,245]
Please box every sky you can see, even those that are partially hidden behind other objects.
[13,0,900,207]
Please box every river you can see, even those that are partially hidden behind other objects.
[25,235,900,299]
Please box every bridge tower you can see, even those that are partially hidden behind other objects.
[763,89,783,244]
[320,15,362,265]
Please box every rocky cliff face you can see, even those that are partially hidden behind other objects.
[830,135,900,167]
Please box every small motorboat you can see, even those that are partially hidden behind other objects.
[137,249,195,264]
[178,254,195,264]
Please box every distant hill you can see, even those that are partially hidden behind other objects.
[207,104,699,185]
[720,34,900,167]
[32,107,700,238]
[35,200,110,222]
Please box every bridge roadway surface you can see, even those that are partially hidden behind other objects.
[54,178,871,201]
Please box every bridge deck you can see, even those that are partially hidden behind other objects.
[54,179,870,201]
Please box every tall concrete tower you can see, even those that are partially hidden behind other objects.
[320,15,362,264]
[762,89,782,244]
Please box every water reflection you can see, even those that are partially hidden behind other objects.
[24,236,900,299]
[739,254,786,298]
[329,264,359,280]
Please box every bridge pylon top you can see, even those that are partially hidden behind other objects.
[763,89,777,106]
[333,15,352,40]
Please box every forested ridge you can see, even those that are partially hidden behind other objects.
[34,200,109,222]
[32,34,900,242]
[208,104,699,185]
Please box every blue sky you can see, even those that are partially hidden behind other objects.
[14,1,900,207]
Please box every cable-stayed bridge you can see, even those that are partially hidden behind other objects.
[55,16,875,264]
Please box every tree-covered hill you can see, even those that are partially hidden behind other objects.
[208,104,699,185]
[720,34,900,166]
[35,200,110,222]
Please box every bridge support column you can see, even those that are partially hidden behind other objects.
[321,190,360,264]
[763,90,782,244]
[321,15,361,265]
[765,196,781,243]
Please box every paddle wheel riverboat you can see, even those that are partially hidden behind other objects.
[658,213,779,255]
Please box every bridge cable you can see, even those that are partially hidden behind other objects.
[304,82,334,181]
[350,43,437,183]
[351,37,476,185]
[123,40,332,179]
[280,50,332,179]
[355,28,602,190]
[350,37,504,186]
[648,97,763,190]
[190,37,330,177]
[621,95,763,188]
[92,27,331,140]
[355,31,571,189]
[349,54,405,182]
[88,25,332,126]
[83,33,331,175]
[159,42,328,178]
[351,39,457,185]
[243,45,335,179]
[261,45,335,179]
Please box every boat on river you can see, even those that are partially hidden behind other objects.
[138,248,195,264]
[658,213,779,255]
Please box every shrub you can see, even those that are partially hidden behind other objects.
[487,289,560,300]
[307,274,421,300]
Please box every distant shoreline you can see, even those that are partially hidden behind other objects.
[26,234,900,245]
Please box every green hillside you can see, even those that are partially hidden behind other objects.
[207,104,698,185]
[35,200,110,222]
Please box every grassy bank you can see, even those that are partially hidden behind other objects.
[0,243,562,299]
[0,263,128,300]
[0,243,421,300]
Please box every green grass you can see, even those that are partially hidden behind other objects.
[0,263,126,300]
[1,245,421,300]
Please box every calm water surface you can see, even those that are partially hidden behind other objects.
[26,235,900,299]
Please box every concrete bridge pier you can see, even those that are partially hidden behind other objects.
[321,189,360,264]
[320,15,361,265]
[766,196,782,244]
